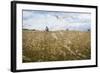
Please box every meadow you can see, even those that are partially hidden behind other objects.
[22,30,91,63]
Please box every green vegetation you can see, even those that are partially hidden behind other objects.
[22,30,91,63]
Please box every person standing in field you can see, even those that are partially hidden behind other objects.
[45,26,49,32]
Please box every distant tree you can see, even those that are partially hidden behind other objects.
[23,29,28,30]
[66,29,69,31]
[88,29,90,31]
[32,29,36,31]
[45,26,49,32]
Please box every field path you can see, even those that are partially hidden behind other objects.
[63,45,76,56]
[57,32,79,57]
[59,31,64,37]
[51,33,58,40]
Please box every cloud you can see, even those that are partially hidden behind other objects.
[23,10,91,31]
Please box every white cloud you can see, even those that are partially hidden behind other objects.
[23,10,91,31]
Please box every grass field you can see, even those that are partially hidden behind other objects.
[22,30,91,63]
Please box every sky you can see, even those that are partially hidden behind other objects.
[22,10,91,31]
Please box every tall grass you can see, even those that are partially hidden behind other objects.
[22,30,91,63]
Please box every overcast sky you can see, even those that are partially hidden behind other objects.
[22,10,91,31]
